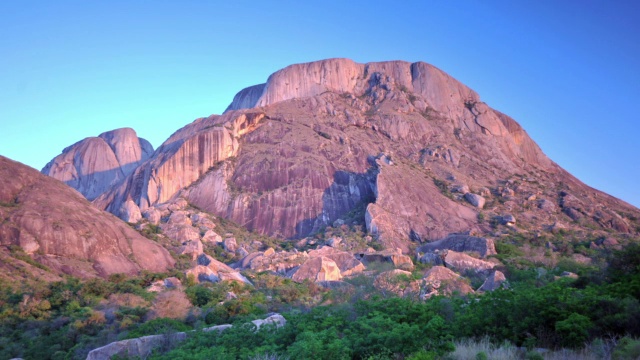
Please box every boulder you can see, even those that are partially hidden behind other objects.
[443,251,495,273]
[373,269,419,297]
[307,246,365,276]
[85,333,187,360]
[452,184,470,194]
[356,248,414,270]
[242,250,308,274]
[501,214,516,227]
[119,200,142,223]
[417,234,496,258]
[179,240,203,260]
[251,313,287,330]
[538,199,556,212]
[477,270,507,292]
[418,252,444,266]
[223,237,238,253]
[202,230,222,243]
[464,193,485,209]
[86,314,285,359]
[421,266,474,299]
[290,256,342,282]
[186,254,251,285]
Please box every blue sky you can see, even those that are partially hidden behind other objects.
[1,1,639,208]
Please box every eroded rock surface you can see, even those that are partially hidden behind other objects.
[0,156,174,279]
[42,128,153,201]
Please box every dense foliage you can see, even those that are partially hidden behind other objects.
[1,244,640,359]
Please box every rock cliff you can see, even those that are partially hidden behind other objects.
[76,58,638,253]
[0,156,174,278]
[42,128,153,200]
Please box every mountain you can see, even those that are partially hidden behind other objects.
[0,156,174,279]
[39,59,639,255]
[42,127,154,201]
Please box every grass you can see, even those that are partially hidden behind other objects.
[447,337,613,360]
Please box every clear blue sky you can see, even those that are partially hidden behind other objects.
[1,1,639,208]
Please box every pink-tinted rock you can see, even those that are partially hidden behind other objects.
[308,246,365,276]
[290,256,343,282]
[477,270,507,292]
[443,251,495,273]
[42,128,153,201]
[0,156,174,279]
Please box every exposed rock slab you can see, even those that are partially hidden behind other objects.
[42,128,153,201]
[290,256,343,282]
[443,251,495,273]
[417,235,497,258]
[0,156,174,279]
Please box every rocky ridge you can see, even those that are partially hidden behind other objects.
[0,156,174,279]
[42,128,153,201]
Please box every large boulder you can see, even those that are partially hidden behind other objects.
[290,256,343,282]
[421,266,474,299]
[417,234,497,258]
[443,251,496,273]
[308,246,365,276]
[477,271,508,292]
[186,254,251,285]
[356,248,414,270]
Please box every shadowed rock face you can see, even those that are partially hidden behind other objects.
[90,58,639,252]
[42,128,153,200]
[0,156,174,278]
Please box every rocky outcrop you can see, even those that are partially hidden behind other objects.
[42,128,153,200]
[86,332,188,360]
[85,314,286,360]
[356,248,414,270]
[82,58,638,252]
[443,251,495,273]
[421,266,474,299]
[373,269,420,297]
[186,254,251,285]
[477,270,508,292]
[290,256,343,282]
[417,235,497,258]
[307,246,365,276]
[94,112,266,222]
[0,156,174,279]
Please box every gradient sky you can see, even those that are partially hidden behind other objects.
[1,1,639,208]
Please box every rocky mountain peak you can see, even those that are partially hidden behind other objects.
[42,58,640,255]
[42,127,153,200]
[225,58,479,117]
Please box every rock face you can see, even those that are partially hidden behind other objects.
[82,58,638,253]
[0,156,174,278]
[42,128,153,201]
